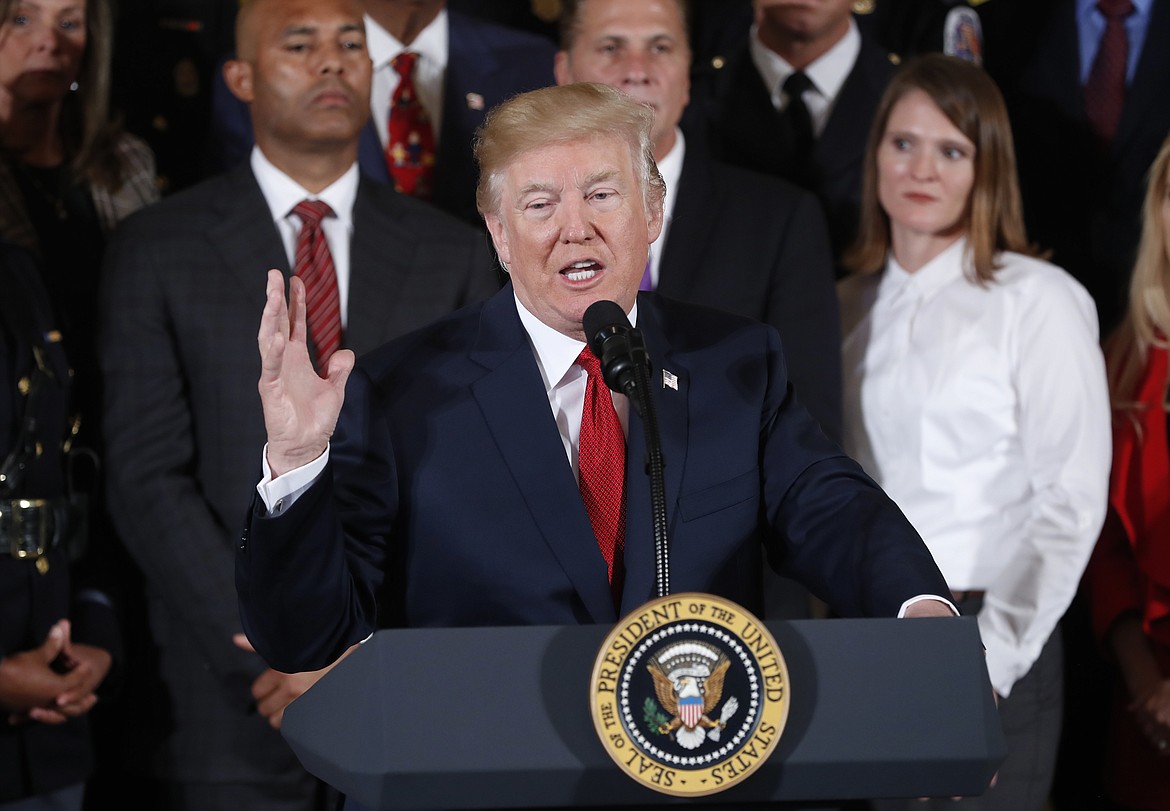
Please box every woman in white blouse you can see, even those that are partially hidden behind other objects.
[838,55,1111,811]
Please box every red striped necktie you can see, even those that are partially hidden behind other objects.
[291,199,342,370]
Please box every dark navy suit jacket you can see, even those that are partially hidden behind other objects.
[237,285,950,675]
[206,10,556,226]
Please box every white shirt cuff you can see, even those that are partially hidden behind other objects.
[898,594,960,618]
[256,443,330,515]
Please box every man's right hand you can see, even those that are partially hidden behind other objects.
[258,269,354,477]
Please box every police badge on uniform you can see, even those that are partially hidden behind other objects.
[590,594,790,796]
[944,6,984,65]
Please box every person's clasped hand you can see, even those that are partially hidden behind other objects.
[0,619,108,725]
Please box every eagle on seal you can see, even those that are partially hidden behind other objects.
[648,650,739,750]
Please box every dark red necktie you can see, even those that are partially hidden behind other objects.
[291,200,342,370]
[577,348,626,601]
[386,51,436,199]
[1084,0,1135,146]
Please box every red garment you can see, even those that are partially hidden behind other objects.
[1085,343,1170,810]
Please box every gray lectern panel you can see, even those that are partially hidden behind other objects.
[282,617,1004,809]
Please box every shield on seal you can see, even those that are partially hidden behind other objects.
[679,695,703,729]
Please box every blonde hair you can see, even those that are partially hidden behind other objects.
[473,82,666,218]
[844,54,1037,284]
[1104,134,1170,410]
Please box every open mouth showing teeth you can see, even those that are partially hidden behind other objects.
[563,261,601,281]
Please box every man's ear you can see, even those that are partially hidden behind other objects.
[646,194,664,245]
[553,51,573,86]
[484,213,512,267]
[224,59,255,103]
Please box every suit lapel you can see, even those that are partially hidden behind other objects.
[718,52,786,176]
[618,298,689,612]
[346,180,416,356]
[816,39,892,182]
[657,148,718,300]
[434,12,496,223]
[1023,3,1083,124]
[207,166,289,299]
[469,290,618,623]
[357,121,391,185]
[1115,0,1170,151]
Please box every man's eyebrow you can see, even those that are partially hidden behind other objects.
[279,21,364,39]
[281,24,316,38]
[580,168,620,187]
[516,181,558,197]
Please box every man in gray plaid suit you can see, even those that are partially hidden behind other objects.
[98,0,498,808]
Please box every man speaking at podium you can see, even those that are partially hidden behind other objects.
[236,81,954,680]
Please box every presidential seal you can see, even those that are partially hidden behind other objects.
[589,593,790,797]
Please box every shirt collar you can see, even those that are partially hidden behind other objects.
[250,146,360,228]
[879,236,969,304]
[365,8,449,71]
[749,18,860,105]
[514,293,640,394]
[1077,0,1151,19]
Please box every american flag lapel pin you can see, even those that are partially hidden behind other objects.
[466,92,485,111]
[662,369,678,390]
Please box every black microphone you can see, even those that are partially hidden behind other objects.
[583,300,649,408]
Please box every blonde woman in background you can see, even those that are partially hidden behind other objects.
[1084,133,1170,811]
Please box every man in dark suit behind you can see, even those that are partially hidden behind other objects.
[552,0,841,622]
[698,0,898,267]
[980,0,1170,336]
[553,0,840,447]
[99,0,497,809]
[235,85,957,783]
[208,0,557,227]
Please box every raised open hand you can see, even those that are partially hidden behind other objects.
[257,269,354,477]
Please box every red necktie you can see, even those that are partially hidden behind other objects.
[292,200,342,370]
[577,348,626,601]
[1084,0,1134,146]
[386,51,436,199]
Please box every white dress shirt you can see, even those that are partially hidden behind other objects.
[838,238,1111,696]
[250,147,358,328]
[749,18,861,138]
[367,10,448,149]
[645,128,684,290]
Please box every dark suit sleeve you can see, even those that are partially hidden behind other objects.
[755,327,949,617]
[237,366,394,673]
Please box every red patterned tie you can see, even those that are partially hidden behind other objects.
[577,348,626,603]
[292,200,342,370]
[1084,0,1135,146]
[386,51,436,199]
